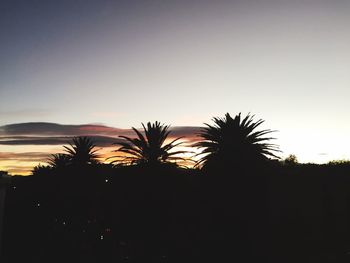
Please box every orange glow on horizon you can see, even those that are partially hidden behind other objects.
[0,138,201,175]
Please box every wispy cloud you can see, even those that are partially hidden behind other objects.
[0,122,202,174]
[0,152,51,162]
[0,135,122,146]
[0,122,125,136]
[0,122,201,142]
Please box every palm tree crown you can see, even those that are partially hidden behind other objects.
[194,113,280,168]
[64,137,100,166]
[111,121,187,166]
[47,153,71,169]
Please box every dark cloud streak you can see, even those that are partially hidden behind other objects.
[0,122,201,146]
[0,136,121,146]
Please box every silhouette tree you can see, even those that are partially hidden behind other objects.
[32,164,51,176]
[64,137,100,166]
[111,121,187,166]
[194,113,280,169]
[47,153,71,169]
[284,154,298,165]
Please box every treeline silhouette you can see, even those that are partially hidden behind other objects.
[2,113,350,262]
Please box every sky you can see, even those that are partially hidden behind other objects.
[1,0,350,174]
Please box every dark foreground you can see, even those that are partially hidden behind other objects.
[3,163,350,262]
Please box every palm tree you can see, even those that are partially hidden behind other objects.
[32,164,52,176]
[194,113,280,169]
[111,121,187,166]
[64,137,100,166]
[47,153,71,169]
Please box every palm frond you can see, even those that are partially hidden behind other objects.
[64,137,100,165]
[194,113,280,168]
[110,121,188,166]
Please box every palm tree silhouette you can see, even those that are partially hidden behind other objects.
[111,121,187,166]
[47,153,71,169]
[32,164,51,176]
[194,113,280,169]
[64,137,100,166]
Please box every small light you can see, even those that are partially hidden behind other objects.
[105,228,111,232]
[63,221,66,225]
[13,186,16,190]
[105,179,109,183]
[100,235,104,240]
[37,203,40,207]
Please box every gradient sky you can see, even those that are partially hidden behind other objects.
[1,0,350,173]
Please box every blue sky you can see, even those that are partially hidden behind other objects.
[1,0,350,172]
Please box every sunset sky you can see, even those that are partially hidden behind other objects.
[1,0,350,174]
